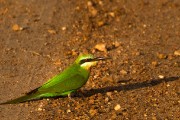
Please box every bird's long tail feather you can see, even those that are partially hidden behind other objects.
[0,93,41,105]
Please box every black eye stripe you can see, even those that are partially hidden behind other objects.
[80,58,93,65]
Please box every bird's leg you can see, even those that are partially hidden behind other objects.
[68,93,76,102]
[68,93,72,98]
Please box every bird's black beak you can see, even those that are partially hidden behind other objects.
[79,57,111,65]
[91,57,111,61]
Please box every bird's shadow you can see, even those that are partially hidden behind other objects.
[79,76,180,98]
[34,76,180,99]
[1,76,179,104]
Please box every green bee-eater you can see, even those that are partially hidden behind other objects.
[0,54,109,104]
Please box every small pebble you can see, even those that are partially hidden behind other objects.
[12,24,23,31]
[71,50,78,56]
[53,60,62,65]
[113,41,120,48]
[114,104,121,111]
[94,43,107,52]
[98,1,103,6]
[157,53,167,59]
[109,12,115,17]
[48,29,56,34]
[133,51,141,56]
[106,92,112,97]
[151,61,158,67]
[105,97,109,102]
[168,54,173,60]
[90,8,98,17]
[158,75,165,79]
[174,50,180,56]
[120,69,128,75]
[87,1,93,6]
[143,24,147,28]
[37,108,43,111]
[120,82,126,85]
[152,116,157,120]
[87,1,98,17]
[89,109,97,116]
[89,99,94,104]
[61,27,67,31]
[67,109,71,113]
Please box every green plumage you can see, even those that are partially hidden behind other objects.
[0,54,102,104]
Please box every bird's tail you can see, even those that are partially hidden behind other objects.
[0,93,41,105]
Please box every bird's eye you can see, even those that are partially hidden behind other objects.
[80,58,92,65]
[80,59,86,64]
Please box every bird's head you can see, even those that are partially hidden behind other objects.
[75,54,110,70]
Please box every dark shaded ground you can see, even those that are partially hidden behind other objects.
[0,0,180,119]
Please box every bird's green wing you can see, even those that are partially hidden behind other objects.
[38,74,87,93]
[39,64,79,89]
[37,73,89,96]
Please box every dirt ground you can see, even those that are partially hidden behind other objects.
[0,0,180,120]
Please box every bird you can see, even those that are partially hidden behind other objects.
[0,54,109,104]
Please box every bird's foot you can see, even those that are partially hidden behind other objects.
[68,93,76,103]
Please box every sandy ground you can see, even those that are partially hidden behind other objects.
[0,0,180,119]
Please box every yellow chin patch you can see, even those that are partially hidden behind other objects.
[80,61,97,70]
